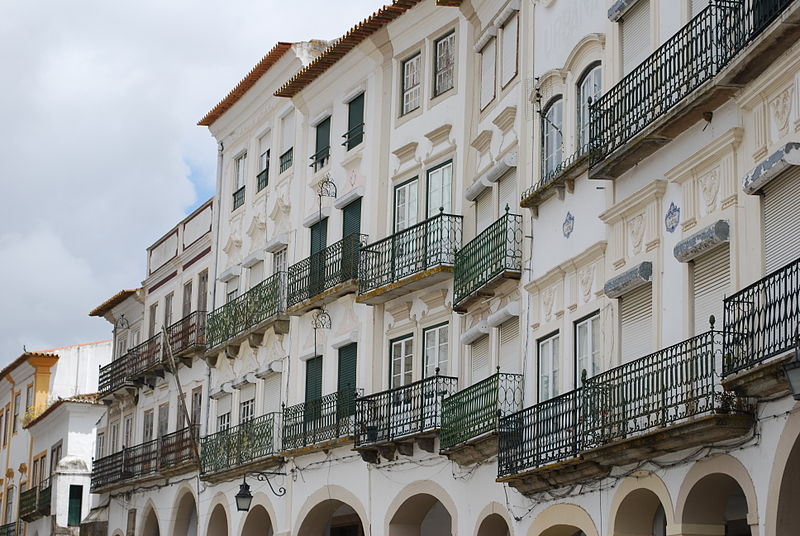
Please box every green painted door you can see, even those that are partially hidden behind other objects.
[310,218,328,296]
[67,485,82,526]
[314,117,331,170]
[342,199,361,237]
[342,199,362,280]
[346,93,364,150]
[305,356,323,425]
[337,343,357,420]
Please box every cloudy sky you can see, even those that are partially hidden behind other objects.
[0,0,385,363]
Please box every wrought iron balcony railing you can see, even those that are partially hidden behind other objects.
[232,185,245,211]
[440,372,524,452]
[359,211,463,295]
[342,123,364,151]
[282,390,359,451]
[19,487,37,521]
[497,389,583,478]
[355,374,458,447]
[160,425,199,469]
[310,146,330,172]
[590,0,793,166]
[37,479,51,516]
[286,234,366,308]
[98,355,130,396]
[724,255,800,375]
[453,210,523,308]
[127,334,163,379]
[257,167,269,191]
[123,438,160,479]
[90,450,125,491]
[206,272,286,349]
[521,142,594,205]
[201,413,280,475]
[166,310,207,356]
[279,148,293,173]
[0,523,16,536]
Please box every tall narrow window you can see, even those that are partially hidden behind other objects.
[68,485,83,526]
[280,112,294,173]
[342,198,362,238]
[216,396,231,432]
[305,356,323,402]
[226,277,239,303]
[5,487,14,524]
[95,433,105,459]
[109,421,119,452]
[471,335,491,383]
[394,179,419,231]
[434,32,455,96]
[142,410,154,441]
[423,324,449,377]
[426,161,453,216]
[25,384,33,413]
[479,38,496,110]
[233,153,247,210]
[182,281,192,318]
[542,98,563,177]
[346,93,364,150]
[164,292,174,327]
[500,13,518,87]
[273,247,287,275]
[391,335,414,389]
[51,443,62,475]
[157,403,169,438]
[620,284,653,363]
[577,64,602,149]
[576,313,601,386]
[148,303,158,338]
[621,0,650,75]
[191,387,202,427]
[257,132,271,191]
[401,54,421,115]
[123,416,133,447]
[311,116,331,172]
[239,384,256,424]
[249,260,264,289]
[12,393,20,433]
[197,270,208,312]
[538,333,560,401]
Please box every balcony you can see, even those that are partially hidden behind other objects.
[279,148,293,173]
[452,211,522,312]
[98,355,133,399]
[19,487,38,522]
[497,332,754,495]
[126,334,164,383]
[232,185,245,211]
[590,0,800,180]
[37,479,51,516]
[206,272,287,354]
[354,374,458,463]
[520,143,593,211]
[159,425,199,476]
[439,372,523,465]
[286,234,366,315]
[0,523,16,536]
[166,310,207,361]
[357,211,463,305]
[257,168,269,191]
[343,123,364,151]
[310,146,330,172]
[282,390,359,453]
[723,255,800,398]
[200,413,281,482]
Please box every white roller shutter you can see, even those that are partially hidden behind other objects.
[480,38,496,110]
[263,374,282,413]
[500,13,518,87]
[690,0,710,18]
[620,284,652,363]
[499,319,520,373]
[498,172,517,215]
[476,190,494,233]
[471,335,491,383]
[763,167,800,272]
[281,111,294,152]
[693,244,730,334]
[621,0,650,75]
[216,395,231,418]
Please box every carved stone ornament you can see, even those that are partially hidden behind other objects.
[562,212,575,238]
[628,213,645,253]
[269,193,291,234]
[698,168,720,211]
[578,264,595,303]
[222,233,242,265]
[770,86,793,135]
[665,202,680,233]
[542,286,555,321]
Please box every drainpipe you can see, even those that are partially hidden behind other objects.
[205,140,224,440]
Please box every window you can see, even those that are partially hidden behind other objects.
[142,409,154,441]
[3,408,8,447]
[148,303,158,338]
[692,245,730,335]
[312,116,331,172]
[434,32,455,96]
[401,54,421,114]
[68,485,82,526]
[258,132,271,191]
[116,334,128,359]
[131,330,140,347]
[233,153,247,210]
[273,247,287,275]
[12,393,20,433]
[394,178,419,231]
[191,387,202,427]
[621,0,650,75]
[542,98,563,177]
[164,292,174,327]
[5,486,13,524]
[96,433,105,459]
[239,385,256,424]
[216,396,231,433]
[500,13,518,87]
[158,403,169,438]
[499,319,520,374]
[110,420,119,452]
[226,277,239,303]
[479,38,496,109]
[0,412,4,449]
[50,443,62,475]
[342,198,362,238]
[577,63,602,148]
[182,281,193,318]
[280,111,295,173]
[423,324,449,377]
[25,384,33,413]
[197,270,209,312]
[305,356,323,402]
[249,260,264,289]
[576,313,601,386]
[427,161,453,216]
[620,284,653,363]
[346,93,364,150]
[123,416,133,448]
[391,335,414,389]
[538,333,560,401]
[471,335,491,382]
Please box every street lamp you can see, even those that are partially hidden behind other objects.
[235,471,286,512]
[783,332,800,401]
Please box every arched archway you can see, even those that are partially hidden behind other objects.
[477,513,510,536]
[614,489,667,536]
[141,506,160,536]
[528,504,598,536]
[297,499,364,536]
[207,503,229,536]
[682,473,751,535]
[172,489,198,536]
[775,425,800,535]
[389,493,452,536]
[242,504,274,536]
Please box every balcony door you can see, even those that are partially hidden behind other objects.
[426,161,453,267]
[337,343,357,421]
[310,218,328,297]
[390,335,415,438]
[393,179,419,279]
[342,199,362,280]
[305,356,323,425]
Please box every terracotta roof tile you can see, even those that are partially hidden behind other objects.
[89,289,140,317]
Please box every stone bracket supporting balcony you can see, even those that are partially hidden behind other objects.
[497,458,609,496]
[357,266,453,305]
[286,281,359,315]
[722,350,793,400]
[442,431,500,466]
[520,149,588,215]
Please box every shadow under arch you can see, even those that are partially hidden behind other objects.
[206,498,230,536]
[608,473,674,536]
[171,485,199,536]
[141,501,161,536]
[527,503,598,536]
[294,485,369,536]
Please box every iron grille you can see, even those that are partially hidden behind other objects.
[282,390,360,451]
[19,487,37,521]
[232,186,245,211]
[310,146,330,172]
[354,375,458,447]
[160,425,199,468]
[98,355,130,395]
[257,168,269,191]
[126,333,163,379]
[36,479,51,516]
[200,413,280,474]
[166,310,207,355]
[342,123,364,150]
[279,148,293,173]
[521,142,594,204]
[90,450,125,491]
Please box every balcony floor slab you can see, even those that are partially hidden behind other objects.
[200,455,282,484]
[357,266,453,305]
[280,435,354,458]
[497,458,610,495]
[722,350,793,400]
[440,431,499,465]
[453,271,520,313]
[287,281,358,316]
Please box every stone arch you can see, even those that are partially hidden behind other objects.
[294,485,368,536]
[676,454,758,535]
[141,500,161,536]
[766,408,800,536]
[473,502,515,536]
[171,485,199,536]
[205,494,230,536]
[563,33,606,78]
[237,491,278,536]
[385,480,457,536]
[241,504,274,536]
[528,503,598,536]
[608,473,674,536]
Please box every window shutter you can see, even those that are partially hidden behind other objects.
[240,383,256,402]
[342,198,362,237]
[263,374,282,413]
[310,218,328,255]
[497,172,517,215]
[693,244,730,334]
[499,319,520,373]
[476,190,494,233]
[480,38,496,109]
[500,13,518,87]
[305,356,323,402]
[347,93,364,148]
[471,335,491,383]
[690,0,710,17]
[216,395,231,417]
[621,0,650,75]
[281,112,294,151]
[620,284,653,363]
[337,343,358,392]
[763,167,800,272]
[315,116,331,155]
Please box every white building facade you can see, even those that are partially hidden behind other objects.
[89,1,800,535]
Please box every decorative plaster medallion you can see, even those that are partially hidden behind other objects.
[222,233,242,265]
[578,264,595,303]
[562,212,575,238]
[628,213,645,253]
[665,202,680,233]
[698,168,720,211]
[771,86,793,135]
[542,286,555,321]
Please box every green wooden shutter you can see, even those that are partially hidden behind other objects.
[311,218,328,255]
[347,94,364,149]
[68,485,82,526]
[337,343,357,392]
[305,356,323,402]
[342,199,362,238]
[315,117,331,155]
